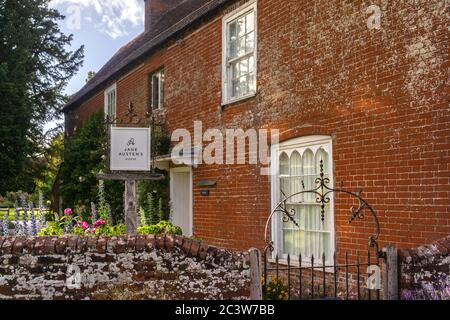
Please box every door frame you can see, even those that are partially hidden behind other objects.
[169,166,193,237]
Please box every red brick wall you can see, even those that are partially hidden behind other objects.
[65,92,103,136]
[65,0,450,257]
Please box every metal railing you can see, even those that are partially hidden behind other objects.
[263,250,382,300]
[263,160,385,300]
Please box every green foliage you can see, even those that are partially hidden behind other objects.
[139,190,168,226]
[148,192,159,225]
[137,124,170,226]
[262,276,289,300]
[38,221,179,237]
[86,71,96,83]
[158,198,164,222]
[137,221,182,236]
[97,180,109,222]
[37,221,63,236]
[98,224,126,237]
[60,111,124,222]
[139,207,146,227]
[0,0,84,194]
[71,226,87,236]
[138,170,169,225]
[34,130,64,202]
[151,125,171,159]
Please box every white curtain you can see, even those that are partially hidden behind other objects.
[280,147,332,261]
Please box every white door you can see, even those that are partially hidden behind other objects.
[170,167,193,237]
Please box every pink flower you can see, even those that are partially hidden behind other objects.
[87,228,97,234]
[64,208,73,215]
[79,221,89,230]
[93,219,106,227]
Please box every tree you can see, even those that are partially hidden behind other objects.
[60,111,124,222]
[0,0,84,194]
[34,127,64,201]
[86,71,96,83]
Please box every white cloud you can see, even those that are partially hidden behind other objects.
[50,0,144,39]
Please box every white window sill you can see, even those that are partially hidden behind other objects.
[268,258,336,273]
[221,92,256,107]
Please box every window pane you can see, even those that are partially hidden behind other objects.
[107,90,115,117]
[229,21,237,42]
[280,152,289,175]
[290,151,302,203]
[246,11,255,33]
[228,22,238,59]
[159,70,165,108]
[111,91,116,116]
[302,149,315,202]
[283,229,293,255]
[249,56,255,73]
[225,8,256,101]
[277,143,333,262]
[237,16,245,37]
[229,39,237,59]
[231,79,240,98]
[152,74,159,108]
[239,75,249,96]
[248,73,256,93]
[245,32,254,53]
[239,58,249,75]
[279,152,289,198]
[316,148,329,174]
[237,36,246,57]
[231,62,239,80]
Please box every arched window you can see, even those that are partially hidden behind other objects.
[272,136,334,264]
[279,152,290,197]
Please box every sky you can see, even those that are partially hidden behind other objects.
[46,0,146,131]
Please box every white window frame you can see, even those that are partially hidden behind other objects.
[150,69,165,110]
[270,135,335,266]
[104,83,117,119]
[221,0,257,105]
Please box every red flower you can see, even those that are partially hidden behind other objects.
[93,219,106,227]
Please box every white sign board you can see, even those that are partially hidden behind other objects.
[110,127,151,171]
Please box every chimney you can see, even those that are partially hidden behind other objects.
[144,0,184,32]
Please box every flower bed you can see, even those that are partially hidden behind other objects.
[1,194,182,238]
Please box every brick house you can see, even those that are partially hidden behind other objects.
[63,0,449,264]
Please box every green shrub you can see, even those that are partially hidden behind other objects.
[138,169,169,225]
[262,276,289,300]
[37,222,64,236]
[98,224,126,237]
[137,221,182,236]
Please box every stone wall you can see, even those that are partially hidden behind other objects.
[399,235,450,300]
[0,235,251,300]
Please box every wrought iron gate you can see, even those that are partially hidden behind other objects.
[263,161,384,300]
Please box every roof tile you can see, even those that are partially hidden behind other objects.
[64,0,231,111]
